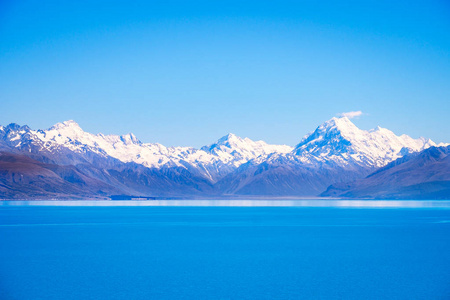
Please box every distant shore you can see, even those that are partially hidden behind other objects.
[2,199,450,208]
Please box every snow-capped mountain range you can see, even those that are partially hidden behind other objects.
[41,120,294,170]
[0,116,446,199]
[0,120,293,182]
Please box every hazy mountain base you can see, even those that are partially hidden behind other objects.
[215,156,374,196]
[2,147,449,200]
[0,152,118,199]
[0,152,217,200]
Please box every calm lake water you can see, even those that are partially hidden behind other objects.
[1,201,449,299]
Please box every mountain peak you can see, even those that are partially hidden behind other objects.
[4,123,31,132]
[201,133,244,152]
[120,133,141,145]
[294,116,436,167]
[217,133,240,144]
[320,116,359,133]
[50,120,82,131]
[295,116,361,152]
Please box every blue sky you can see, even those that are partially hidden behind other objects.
[1,0,449,147]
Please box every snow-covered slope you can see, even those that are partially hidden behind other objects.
[35,120,193,168]
[293,117,435,167]
[201,133,292,167]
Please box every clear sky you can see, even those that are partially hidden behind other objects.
[1,0,449,147]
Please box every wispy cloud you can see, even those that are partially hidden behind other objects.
[338,111,364,119]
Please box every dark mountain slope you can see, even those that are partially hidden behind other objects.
[322,146,450,199]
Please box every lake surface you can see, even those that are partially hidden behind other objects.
[1,201,449,299]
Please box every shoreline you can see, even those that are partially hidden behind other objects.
[1,199,450,208]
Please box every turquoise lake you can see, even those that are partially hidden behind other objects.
[1,201,449,299]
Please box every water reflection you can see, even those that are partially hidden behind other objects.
[1,199,450,208]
